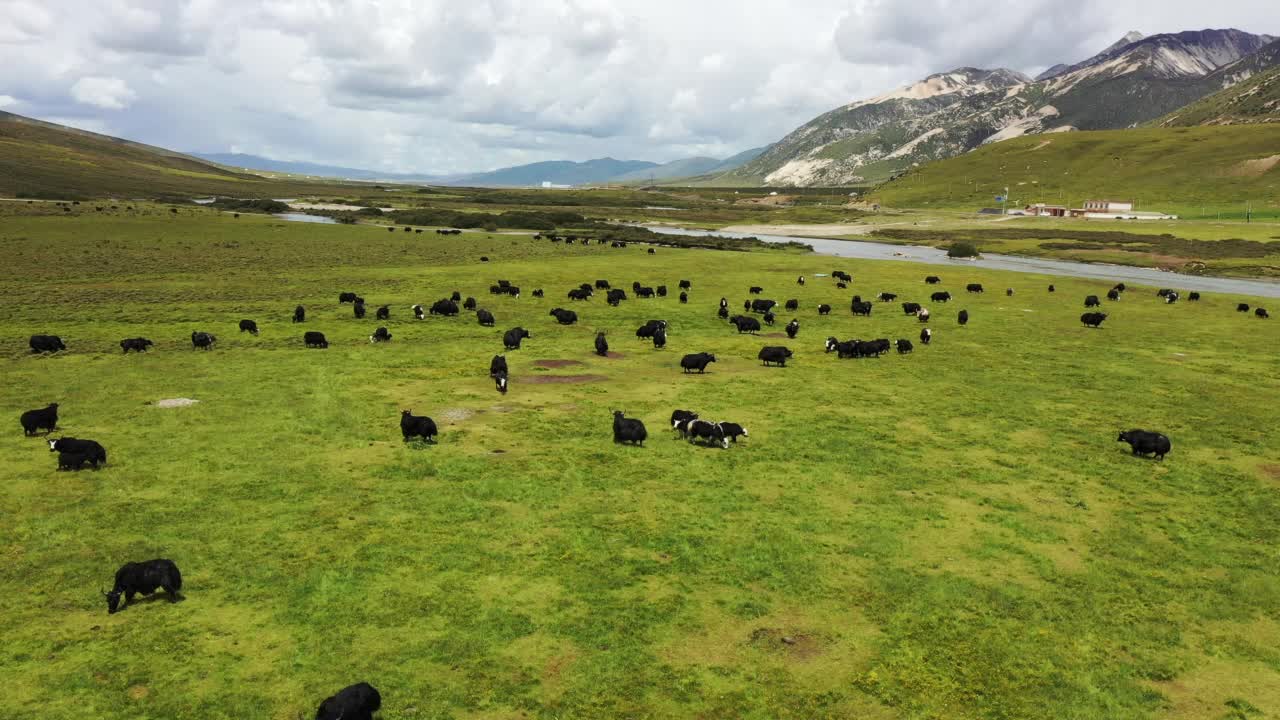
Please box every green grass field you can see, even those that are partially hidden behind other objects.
[869,126,1280,220]
[2,208,1279,720]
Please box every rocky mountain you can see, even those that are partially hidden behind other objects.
[726,29,1277,187]
[1152,41,1280,126]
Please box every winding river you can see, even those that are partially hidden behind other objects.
[648,226,1280,299]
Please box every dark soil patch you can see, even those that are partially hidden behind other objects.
[764,332,788,338]
[605,351,626,359]
[1261,464,1280,484]
[534,359,584,368]
[526,375,606,385]
[748,628,823,660]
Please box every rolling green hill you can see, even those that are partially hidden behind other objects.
[870,125,1280,216]
[0,111,376,198]
[1152,65,1280,127]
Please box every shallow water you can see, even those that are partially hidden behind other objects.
[648,226,1280,299]
[273,212,337,224]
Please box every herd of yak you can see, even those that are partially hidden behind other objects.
[23,253,1261,717]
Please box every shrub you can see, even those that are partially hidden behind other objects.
[947,241,981,258]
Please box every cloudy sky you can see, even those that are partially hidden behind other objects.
[1,0,1275,174]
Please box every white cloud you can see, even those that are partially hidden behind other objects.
[0,0,1275,174]
[0,94,19,107]
[70,76,138,109]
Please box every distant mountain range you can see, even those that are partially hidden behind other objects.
[723,28,1279,187]
[193,147,769,187]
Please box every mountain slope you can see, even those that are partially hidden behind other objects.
[870,124,1280,211]
[0,111,383,198]
[192,152,450,182]
[443,158,658,187]
[609,157,724,183]
[1153,41,1280,126]
[727,29,1276,187]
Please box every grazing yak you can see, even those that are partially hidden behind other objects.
[595,332,609,357]
[413,304,426,320]
[596,280,611,290]
[293,305,306,323]
[191,332,216,350]
[679,291,688,304]
[851,300,873,316]
[785,298,799,311]
[1085,295,1101,307]
[304,331,329,348]
[920,328,932,345]
[463,297,477,310]
[680,352,716,374]
[338,292,358,303]
[1157,288,1173,298]
[503,327,531,350]
[430,299,459,316]
[758,346,793,367]
[490,354,508,378]
[1117,429,1172,460]
[1165,291,1180,304]
[494,371,508,394]
[1081,312,1107,328]
[476,309,495,326]
[1106,289,1121,301]
[653,327,667,349]
[785,319,800,339]
[59,452,94,471]
[833,270,852,282]
[1048,284,1055,293]
[763,311,776,326]
[1113,283,1126,293]
[687,419,729,449]
[238,319,259,335]
[718,422,748,443]
[568,288,592,301]
[917,308,931,323]
[657,285,668,297]
[931,291,951,303]
[966,283,984,293]
[636,320,667,339]
[902,302,922,315]
[749,286,763,294]
[1237,303,1250,313]
[636,286,656,298]
[49,437,106,467]
[400,410,437,443]
[103,559,182,614]
[29,335,66,353]
[120,338,153,353]
[958,309,969,326]
[717,306,729,320]
[451,291,462,302]
[316,682,382,720]
[797,276,805,285]
[376,305,390,320]
[607,289,627,306]
[878,292,897,302]
[550,308,578,325]
[612,411,647,446]
[20,403,58,436]
[532,289,545,298]
[896,339,914,354]
[353,302,366,319]
[648,248,656,254]
[1006,288,1014,296]
[817,304,832,315]
[925,276,941,284]
[836,282,848,289]
[671,409,698,431]
[369,327,392,343]
[1257,308,1270,319]
[679,280,692,290]
[1188,292,1200,301]
[750,299,777,314]
[731,315,762,334]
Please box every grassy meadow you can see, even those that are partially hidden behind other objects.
[2,207,1279,719]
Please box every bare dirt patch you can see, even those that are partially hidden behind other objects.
[748,628,824,661]
[439,408,475,423]
[128,685,150,700]
[1227,154,1280,177]
[764,332,788,338]
[1260,464,1280,485]
[525,375,606,385]
[605,351,625,359]
[153,398,199,408]
[534,359,584,369]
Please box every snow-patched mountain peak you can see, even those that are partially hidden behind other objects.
[853,68,1029,107]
